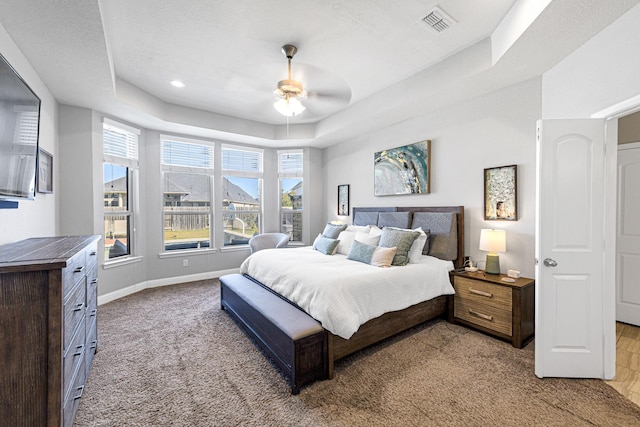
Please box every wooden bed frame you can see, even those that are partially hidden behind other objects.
[222,205,465,388]
[325,206,464,377]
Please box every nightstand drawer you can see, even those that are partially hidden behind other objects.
[453,276,512,311]
[454,298,512,336]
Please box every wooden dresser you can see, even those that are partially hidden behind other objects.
[448,270,535,348]
[0,235,101,427]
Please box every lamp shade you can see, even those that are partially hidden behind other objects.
[479,229,506,253]
[274,96,305,117]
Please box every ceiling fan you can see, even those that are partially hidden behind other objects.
[273,44,306,117]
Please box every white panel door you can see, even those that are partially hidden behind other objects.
[535,119,606,378]
[617,143,640,326]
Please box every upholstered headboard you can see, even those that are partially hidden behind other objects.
[352,206,465,269]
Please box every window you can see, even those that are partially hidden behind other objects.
[278,150,303,242]
[103,119,139,261]
[221,145,263,246]
[161,137,214,251]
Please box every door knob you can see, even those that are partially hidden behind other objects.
[543,258,558,267]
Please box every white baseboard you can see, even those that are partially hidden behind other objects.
[97,268,240,306]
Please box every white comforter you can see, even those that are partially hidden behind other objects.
[239,247,455,339]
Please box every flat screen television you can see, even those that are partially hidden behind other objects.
[0,52,41,201]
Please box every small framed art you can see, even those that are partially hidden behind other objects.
[37,148,53,194]
[338,184,349,216]
[484,164,517,220]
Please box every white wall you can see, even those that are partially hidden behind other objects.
[542,3,640,119]
[0,23,57,244]
[323,78,542,278]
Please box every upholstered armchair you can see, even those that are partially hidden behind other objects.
[248,233,290,253]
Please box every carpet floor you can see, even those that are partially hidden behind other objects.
[73,279,640,426]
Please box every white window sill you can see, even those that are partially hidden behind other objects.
[158,247,218,258]
[102,255,143,269]
[220,245,251,253]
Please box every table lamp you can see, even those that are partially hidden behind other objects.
[479,229,506,275]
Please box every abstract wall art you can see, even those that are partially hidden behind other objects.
[484,164,517,220]
[374,140,431,196]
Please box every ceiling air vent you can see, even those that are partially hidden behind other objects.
[422,6,457,33]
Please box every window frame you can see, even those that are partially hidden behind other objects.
[278,149,303,244]
[103,118,140,264]
[160,135,216,255]
[221,144,264,248]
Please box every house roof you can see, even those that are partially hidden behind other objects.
[105,175,258,205]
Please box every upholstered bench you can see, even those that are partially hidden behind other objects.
[219,274,329,394]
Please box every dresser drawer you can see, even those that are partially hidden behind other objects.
[63,252,87,295]
[453,276,512,311]
[454,297,512,336]
[63,324,85,398]
[63,281,86,351]
[85,243,98,272]
[63,357,86,427]
[85,318,98,378]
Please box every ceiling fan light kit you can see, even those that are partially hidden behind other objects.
[274,44,306,117]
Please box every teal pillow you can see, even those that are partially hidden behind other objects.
[313,234,340,255]
[322,222,347,239]
[378,227,420,266]
[347,240,397,268]
[347,239,376,263]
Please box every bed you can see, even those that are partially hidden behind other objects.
[221,206,465,390]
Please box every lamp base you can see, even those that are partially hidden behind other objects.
[485,253,500,275]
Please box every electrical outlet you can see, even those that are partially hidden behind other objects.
[182,259,188,267]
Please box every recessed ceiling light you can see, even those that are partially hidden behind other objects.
[170,80,185,88]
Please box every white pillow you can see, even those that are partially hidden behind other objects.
[336,230,357,255]
[408,227,428,263]
[368,225,383,237]
[346,224,371,234]
[355,231,380,246]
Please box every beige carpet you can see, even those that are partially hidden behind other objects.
[74,279,640,426]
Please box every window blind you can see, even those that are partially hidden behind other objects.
[278,151,303,176]
[222,146,263,174]
[103,122,138,161]
[162,139,214,169]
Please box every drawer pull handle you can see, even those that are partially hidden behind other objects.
[90,278,98,284]
[74,266,84,273]
[469,310,493,321]
[89,309,97,317]
[73,302,84,312]
[73,385,85,400]
[469,288,493,298]
[90,251,97,256]
[90,340,98,350]
[74,344,85,356]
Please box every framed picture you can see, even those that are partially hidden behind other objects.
[338,184,349,216]
[484,164,517,220]
[374,140,430,196]
[37,148,53,193]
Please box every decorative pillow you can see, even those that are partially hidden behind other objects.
[346,224,371,234]
[355,231,380,247]
[322,222,347,239]
[313,234,340,255]
[408,228,430,264]
[368,225,383,237]
[378,227,420,266]
[336,230,357,255]
[347,240,397,268]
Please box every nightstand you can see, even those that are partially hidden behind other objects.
[448,270,535,348]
